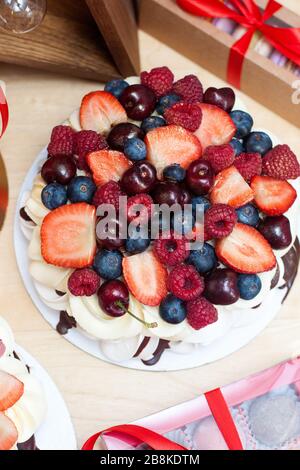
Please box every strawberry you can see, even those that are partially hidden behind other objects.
[80,91,127,134]
[210,166,254,208]
[216,223,276,274]
[145,125,202,177]
[122,251,168,306]
[87,150,132,187]
[194,103,236,151]
[41,203,96,268]
[251,175,297,216]
[0,370,24,411]
[0,413,18,450]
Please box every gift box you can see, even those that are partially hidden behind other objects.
[139,0,300,126]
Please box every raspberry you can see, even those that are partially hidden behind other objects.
[164,102,202,132]
[154,232,189,266]
[186,297,218,330]
[68,268,100,296]
[205,204,237,239]
[203,144,235,173]
[172,75,203,103]
[141,66,174,98]
[92,181,124,211]
[73,130,108,171]
[167,265,204,301]
[48,125,74,157]
[262,144,300,180]
[127,194,153,226]
[234,152,262,181]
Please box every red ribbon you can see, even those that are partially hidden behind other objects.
[0,86,9,138]
[177,0,300,88]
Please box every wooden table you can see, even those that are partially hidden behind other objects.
[1,28,300,449]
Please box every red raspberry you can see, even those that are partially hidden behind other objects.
[73,130,108,171]
[234,152,262,181]
[92,181,125,211]
[127,194,153,226]
[203,144,235,173]
[262,144,300,180]
[48,125,74,157]
[205,204,237,239]
[186,297,218,330]
[164,102,202,132]
[167,265,204,301]
[154,232,189,266]
[141,66,174,98]
[172,75,203,103]
[68,268,100,296]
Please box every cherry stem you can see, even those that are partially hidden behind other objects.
[115,301,158,329]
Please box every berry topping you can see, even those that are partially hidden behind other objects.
[73,130,108,171]
[210,166,254,208]
[93,249,123,280]
[230,110,253,139]
[192,196,211,216]
[121,161,157,195]
[237,274,262,300]
[167,264,204,301]
[203,144,235,173]
[41,203,96,268]
[204,268,239,305]
[172,74,203,103]
[141,66,174,98]
[236,204,259,227]
[229,138,244,156]
[244,131,272,155]
[125,234,151,254]
[141,116,166,134]
[152,181,191,207]
[262,144,300,180]
[41,183,67,210]
[127,193,153,225]
[41,155,77,185]
[159,294,187,324]
[0,369,24,411]
[186,297,218,330]
[153,232,189,266]
[215,223,276,274]
[258,215,292,250]
[97,215,126,250]
[122,251,168,306]
[186,159,215,195]
[80,91,127,134]
[195,103,236,151]
[156,93,181,115]
[251,175,297,216]
[92,181,124,211]
[124,137,147,161]
[187,243,217,274]
[68,268,100,296]
[98,279,129,317]
[234,152,262,181]
[47,125,74,157]
[205,203,237,239]
[163,164,186,182]
[50,125,74,144]
[203,87,235,113]
[104,79,129,99]
[0,413,18,450]
[67,176,96,204]
[107,123,145,152]
[87,150,132,187]
[164,102,202,132]
[119,84,156,121]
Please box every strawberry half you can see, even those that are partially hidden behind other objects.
[195,103,236,151]
[0,413,18,450]
[210,166,254,208]
[87,150,132,187]
[216,223,276,274]
[0,370,24,412]
[145,125,202,177]
[123,251,168,306]
[251,175,297,216]
[80,91,127,134]
[41,203,96,268]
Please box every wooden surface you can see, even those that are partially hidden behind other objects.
[0,26,300,449]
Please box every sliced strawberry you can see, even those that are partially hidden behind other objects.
[251,175,297,216]
[123,251,168,306]
[145,125,202,177]
[0,370,24,412]
[216,223,276,274]
[0,413,18,450]
[41,203,96,268]
[210,166,254,208]
[87,150,132,186]
[80,91,127,134]
[195,103,236,151]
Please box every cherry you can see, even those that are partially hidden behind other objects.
[203,87,236,113]
[41,155,76,185]
[96,215,126,249]
[121,161,157,195]
[98,280,129,317]
[204,268,239,305]
[186,159,215,195]
[107,123,145,152]
[258,215,292,250]
[152,182,191,207]
[119,84,156,121]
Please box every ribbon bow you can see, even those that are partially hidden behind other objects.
[177,0,300,88]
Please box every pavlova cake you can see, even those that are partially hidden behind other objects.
[19,67,300,366]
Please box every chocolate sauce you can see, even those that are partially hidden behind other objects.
[142,339,170,366]
[17,435,39,451]
[55,290,66,297]
[279,237,300,303]
[19,207,35,224]
[134,337,150,357]
[56,311,77,335]
[270,263,280,289]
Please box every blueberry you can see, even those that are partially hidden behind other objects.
[172,211,195,236]
[230,110,254,139]
[237,274,262,300]
[244,131,272,155]
[41,183,68,210]
[191,196,211,216]
[187,243,217,274]
[104,79,129,99]
[125,235,151,254]
[156,94,181,115]
[236,204,259,227]
[163,164,186,182]
[141,116,166,134]
[67,176,96,203]
[229,138,244,156]
[159,294,187,324]
[124,137,147,161]
[93,249,123,280]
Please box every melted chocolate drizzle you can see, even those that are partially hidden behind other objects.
[17,435,39,450]
[142,339,170,366]
[56,311,77,335]
[19,207,35,224]
[279,237,300,303]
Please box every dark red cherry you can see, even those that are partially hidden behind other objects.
[121,161,157,195]
[96,215,126,249]
[107,123,145,152]
[204,268,239,305]
[203,87,236,113]
[98,280,129,317]
[119,85,156,121]
[152,182,191,207]
[258,215,292,250]
[41,155,76,185]
[186,159,214,195]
